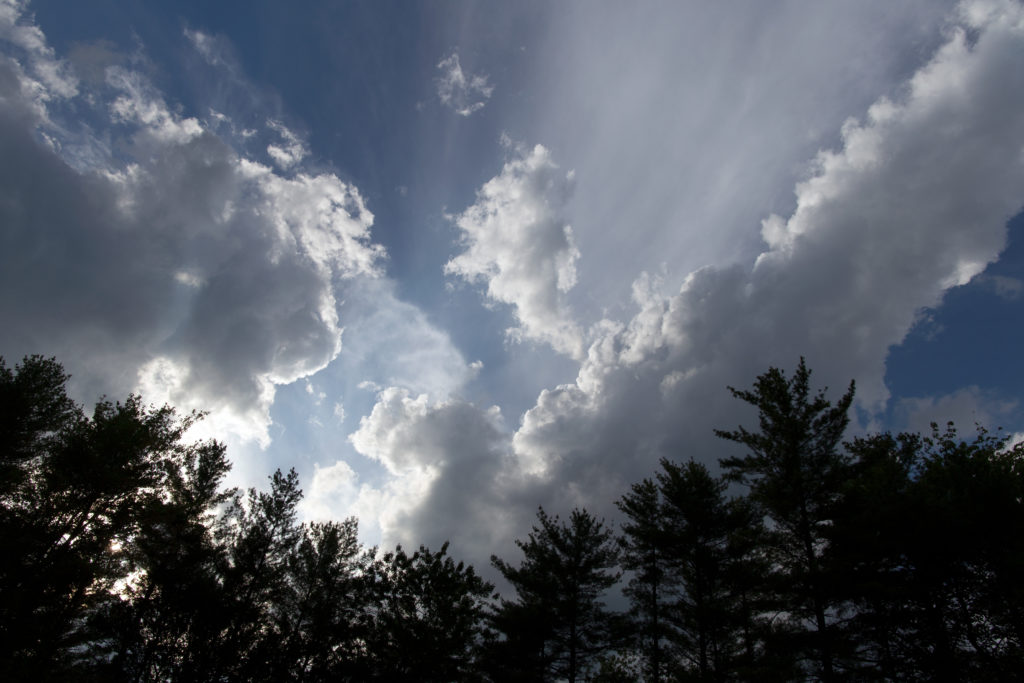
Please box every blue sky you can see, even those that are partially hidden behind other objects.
[2,0,1024,573]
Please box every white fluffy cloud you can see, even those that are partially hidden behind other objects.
[446,143,584,358]
[4,0,1024,577]
[311,0,1024,566]
[345,387,519,555]
[0,0,76,104]
[0,5,383,446]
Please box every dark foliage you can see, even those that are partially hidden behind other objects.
[489,507,624,682]
[3,354,1022,681]
[364,542,494,681]
[0,356,492,682]
[716,358,855,681]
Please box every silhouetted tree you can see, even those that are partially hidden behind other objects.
[835,424,1024,680]
[10,352,1024,682]
[0,355,231,680]
[365,541,493,681]
[274,518,371,681]
[716,358,854,681]
[658,459,763,681]
[99,428,234,681]
[617,476,671,680]
[490,507,623,682]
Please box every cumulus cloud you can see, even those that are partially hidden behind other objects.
[435,51,493,116]
[333,277,478,400]
[343,387,520,554]
[303,0,1024,567]
[504,0,1024,519]
[446,143,584,358]
[4,0,1024,581]
[0,6,383,446]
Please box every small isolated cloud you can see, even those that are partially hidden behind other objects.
[446,143,584,358]
[435,51,493,116]
[184,28,230,70]
[266,118,308,170]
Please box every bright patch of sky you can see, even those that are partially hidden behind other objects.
[2,0,1024,579]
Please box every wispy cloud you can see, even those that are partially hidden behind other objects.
[976,273,1024,300]
[435,50,493,116]
[266,118,308,170]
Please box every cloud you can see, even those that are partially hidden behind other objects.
[895,386,1020,435]
[333,277,478,400]
[446,143,584,358]
[265,118,308,170]
[107,66,204,145]
[0,0,77,102]
[4,0,1024,582]
[0,9,384,447]
[184,28,232,71]
[345,386,525,562]
[435,51,493,116]
[303,0,1024,570]
[501,0,1024,522]
[975,273,1024,300]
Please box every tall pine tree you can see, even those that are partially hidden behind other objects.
[490,507,622,682]
[715,358,854,681]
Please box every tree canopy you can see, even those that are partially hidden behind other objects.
[3,354,1023,681]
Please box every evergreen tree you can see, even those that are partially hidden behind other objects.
[490,507,622,682]
[366,542,493,681]
[275,518,370,681]
[658,459,759,681]
[715,358,854,681]
[617,477,671,681]
[836,424,1024,680]
[0,355,231,680]
[100,431,235,681]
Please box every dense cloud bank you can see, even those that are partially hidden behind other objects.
[339,0,1024,567]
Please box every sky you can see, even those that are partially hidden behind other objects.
[2,0,1024,580]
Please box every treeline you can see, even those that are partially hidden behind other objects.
[1,356,1022,681]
